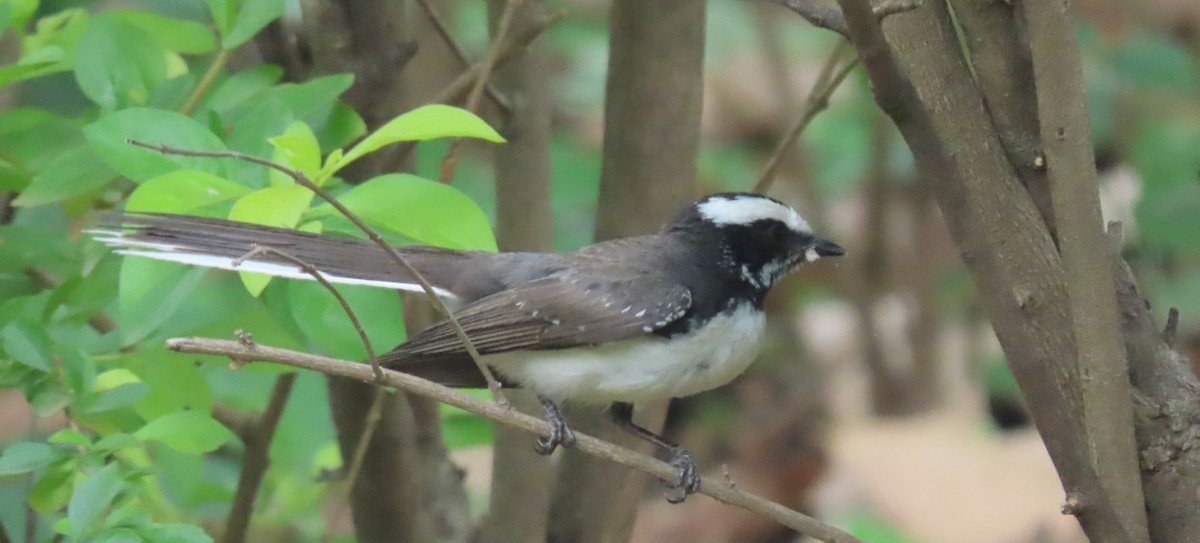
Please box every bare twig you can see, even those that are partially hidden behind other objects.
[233,244,381,380]
[222,373,296,543]
[212,404,256,439]
[166,336,864,543]
[753,40,856,194]
[760,0,921,37]
[440,0,523,184]
[414,0,511,111]
[126,140,508,402]
[431,9,567,106]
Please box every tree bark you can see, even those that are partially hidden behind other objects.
[477,1,557,542]
[826,0,1200,539]
[547,1,706,542]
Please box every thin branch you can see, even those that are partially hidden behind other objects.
[759,0,921,37]
[431,9,567,106]
[233,244,381,380]
[125,140,508,403]
[222,373,297,543]
[167,336,863,543]
[212,404,256,440]
[1022,0,1148,538]
[440,0,523,184]
[182,48,232,116]
[414,0,511,111]
[753,40,856,194]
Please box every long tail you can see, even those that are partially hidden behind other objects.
[89,212,479,302]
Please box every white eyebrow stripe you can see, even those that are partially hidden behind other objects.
[696,196,810,232]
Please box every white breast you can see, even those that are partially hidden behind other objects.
[487,303,767,404]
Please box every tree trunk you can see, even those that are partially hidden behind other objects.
[477,1,557,542]
[547,1,706,541]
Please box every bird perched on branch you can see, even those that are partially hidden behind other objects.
[91,192,844,502]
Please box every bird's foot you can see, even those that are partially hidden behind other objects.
[534,397,576,455]
[664,446,701,504]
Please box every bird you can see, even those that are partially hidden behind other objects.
[89,192,844,502]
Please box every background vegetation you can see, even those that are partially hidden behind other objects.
[1,0,1198,542]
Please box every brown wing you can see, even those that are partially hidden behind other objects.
[382,271,692,365]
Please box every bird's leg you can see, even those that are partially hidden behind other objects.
[534,396,576,454]
[609,402,700,503]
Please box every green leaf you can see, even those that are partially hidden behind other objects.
[13,146,116,206]
[228,184,314,295]
[74,14,166,109]
[0,442,62,475]
[203,64,283,114]
[68,463,124,539]
[252,74,354,120]
[81,383,148,414]
[0,46,65,89]
[287,282,406,360]
[269,121,322,182]
[332,105,504,175]
[137,523,214,543]
[117,263,208,347]
[93,528,143,543]
[3,320,54,371]
[206,0,236,36]
[48,428,91,447]
[84,108,231,183]
[132,354,212,421]
[135,410,235,453]
[29,460,75,513]
[126,170,251,213]
[310,174,497,251]
[222,0,285,49]
[93,433,139,453]
[112,11,217,54]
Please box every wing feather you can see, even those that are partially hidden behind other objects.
[382,271,691,365]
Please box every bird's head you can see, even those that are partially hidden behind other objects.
[671,192,845,290]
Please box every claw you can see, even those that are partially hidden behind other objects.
[664,446,701,503]
[534,397,576,455]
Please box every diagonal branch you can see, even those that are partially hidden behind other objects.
[126,140,508,403]
[754,39,857,194]
[759,0,922,37]
[167,336,863,543]
[222,373,297,543]
[414,0,512,112]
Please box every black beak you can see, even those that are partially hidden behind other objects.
[812,238,845,257]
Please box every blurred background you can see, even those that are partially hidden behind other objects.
[2,1,1199,542]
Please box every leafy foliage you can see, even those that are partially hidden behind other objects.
[0,2,502,540]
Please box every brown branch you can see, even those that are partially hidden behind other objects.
[414,0,511,112]
[167,336,863,543]
[233,244,381,380]
[211,404,256,440]
[431,9,567,106]
[1022,0,1148,539]
[321,387,389,543]
[222,373,297,543]
[125,140,507,403]
[761,0,921,37]
[753,40,856,194]
[439,0,522,184]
